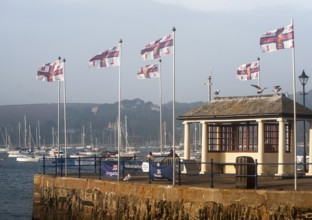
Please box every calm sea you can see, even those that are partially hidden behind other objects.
[0,153,41,220]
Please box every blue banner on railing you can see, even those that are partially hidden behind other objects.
[151,164,173,180]
[102,162,118,178]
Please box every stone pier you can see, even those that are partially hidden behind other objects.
[33,174,312,219]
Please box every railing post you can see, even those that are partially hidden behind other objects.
[78,157,81,178]
[55,155,57,175]
[94,155,97,173]
[210,158,214,188]
[122,158,125,180]
[178,159,181,185]
[255,159,258,189]
[42,155,46,175]
[148,160,152,184]
[99,157,102,180]
[60,156,63,177]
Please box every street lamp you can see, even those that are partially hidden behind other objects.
[299,70,309,172]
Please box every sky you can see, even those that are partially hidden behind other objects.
[1,0,312,106]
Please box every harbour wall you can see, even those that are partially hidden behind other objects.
[32,174,312,219]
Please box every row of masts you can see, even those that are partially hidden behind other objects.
[0,115,42,151]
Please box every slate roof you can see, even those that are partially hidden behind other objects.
[178,94,312,120]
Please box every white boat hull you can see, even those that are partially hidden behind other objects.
[16,156,39,162]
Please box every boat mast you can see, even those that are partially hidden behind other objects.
[125,115,129,152]
[90,122,93,148]
[24,115,27,149]
[38,120,41,148]
[82,125,85,148]
[52,127,55,147]
[28,124,31,152]
[18,122,21,148]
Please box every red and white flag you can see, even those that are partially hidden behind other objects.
[89,45,120,68]
[137,63,160,79]
[237,60,260,81]
[260,24,294,53]
[37,59,64,82]
[141,34,173,60]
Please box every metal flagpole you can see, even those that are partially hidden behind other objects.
[257,57,260,87]
[291,19,297,190]
[159,59,163,153]
[172,27,176,186]
[62,58,68,176]
[117,39,122,181]
[57,80,60,158]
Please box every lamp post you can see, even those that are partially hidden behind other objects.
[299,70,309,172]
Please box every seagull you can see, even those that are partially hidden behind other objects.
[251,84,267,94]
[123,174,131,181]
[214,89,220,96]
[273,85,282,93]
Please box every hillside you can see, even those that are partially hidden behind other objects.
[0,99,204,147]
[2,89,311,148]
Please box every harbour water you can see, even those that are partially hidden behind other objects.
[0,153,41,220]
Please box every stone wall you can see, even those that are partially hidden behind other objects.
[32,174,312,219]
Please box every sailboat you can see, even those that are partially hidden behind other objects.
[117,116,139,158]
[16,118,39,162]
[16,154,39,162]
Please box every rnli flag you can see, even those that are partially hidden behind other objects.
[89,45,120,68]
[37,59,64,82]
[137,63,160,79]
[260,24,294,53]
[141,34,173,60]
[237,60,260,81]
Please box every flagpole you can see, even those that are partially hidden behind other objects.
[62,58,68,176]
[159,59,163,153]
[257,57,260,87]
[290,19,297,190]
[117,39,122,181]
[172,27,176,186]
[57,80,60,158]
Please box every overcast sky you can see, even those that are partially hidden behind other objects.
[1,0,312,106]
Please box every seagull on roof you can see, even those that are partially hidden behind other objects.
[123,174,131,181]
[273,85,282,94]
[251,84,267,94]
[214,89,220,96]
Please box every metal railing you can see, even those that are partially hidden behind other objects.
[40,156,310,190]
